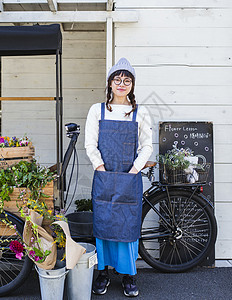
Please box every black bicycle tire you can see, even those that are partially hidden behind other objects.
[139,189,217,273]
[0,213,33,296]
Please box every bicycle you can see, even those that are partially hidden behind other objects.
[139,161,217,273]
[0,124,217,296]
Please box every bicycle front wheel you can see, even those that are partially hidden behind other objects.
[0,212,33,296]
[139,189,217,272]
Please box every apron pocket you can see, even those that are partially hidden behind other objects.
[92,170,115,202]
[113,172,139,205]
[123,142,135,165]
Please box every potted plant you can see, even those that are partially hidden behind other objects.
[66,199,93,238]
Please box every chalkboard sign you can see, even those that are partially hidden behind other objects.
[159,121,215,266]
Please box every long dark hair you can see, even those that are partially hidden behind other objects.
[105,70,136,117]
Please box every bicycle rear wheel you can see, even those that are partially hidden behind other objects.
[139,189,217,272]
[0,212,33,296]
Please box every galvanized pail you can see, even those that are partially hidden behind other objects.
[67,243,97,300]
[36,261,68,300]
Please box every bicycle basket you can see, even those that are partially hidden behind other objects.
[159,163,211,185]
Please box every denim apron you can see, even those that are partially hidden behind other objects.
[91,102,143,243]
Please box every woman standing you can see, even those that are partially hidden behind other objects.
[84,58,153,297]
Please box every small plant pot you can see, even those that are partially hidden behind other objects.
[66,212,93,238]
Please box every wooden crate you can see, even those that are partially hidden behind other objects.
[4,181,54,217]
[1,181,54,236]
[0,142,35,169]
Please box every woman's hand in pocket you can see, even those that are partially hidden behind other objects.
[96,164,106,171]
[129,165,138,174]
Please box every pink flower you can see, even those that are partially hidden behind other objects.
[0,137,4,144]
[9,241,24,260]
[16,252,23,260]
[9,240,24,253]
[29,250,35,257]
[35,256,41,262]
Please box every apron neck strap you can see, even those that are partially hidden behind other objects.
[132,104,138,121]
[101,102,138,121]
[101,102,105,120]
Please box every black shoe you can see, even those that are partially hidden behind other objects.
[122,275,139,297]
[113,268,120,275]
[92,271,110,295]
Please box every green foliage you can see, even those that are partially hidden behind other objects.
[0,159,55,208]
[75,198,93,212]
[157,145,193,170]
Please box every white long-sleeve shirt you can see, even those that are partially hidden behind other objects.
[84,102,153,172]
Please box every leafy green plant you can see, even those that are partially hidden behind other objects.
[75,198,93,212]
[156,144,193,170]
[0,159,55,211]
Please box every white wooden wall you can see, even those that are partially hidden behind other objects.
[2,30,106,211]
[115,0,232,259]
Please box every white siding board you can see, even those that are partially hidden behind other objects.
[134,67,232,86]
[214,145,232,164]
[214,165,232,183]
[2,119,56,135]
[216,224,232,246]
[115,9,232,28]
[216,203,232,221]
[115,28,232,47]
[215,204,232,256]
[62,31,106,40]
[115,0,232,9]
[115,47,232,67]
[3,58,106,74]
[213,125,232,144]
[215,183,232,202]
[134,86,232,106]
[63,40,106,59]
[215,241,232,259]
[139,105,231,125]
[3,73,105,89]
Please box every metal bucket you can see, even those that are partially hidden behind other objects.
[36,261,68,300]
[67,243,97,300]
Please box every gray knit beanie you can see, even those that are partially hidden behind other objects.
[107,57,136,80]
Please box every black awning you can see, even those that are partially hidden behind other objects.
[0,24,62,56]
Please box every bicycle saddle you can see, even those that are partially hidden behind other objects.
[141,161,157,170]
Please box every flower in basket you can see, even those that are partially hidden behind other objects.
[156,143,203,184]
[19,136,30,147]
[0,135,31,148]
[157,143,194,170]
[0,136,10,148]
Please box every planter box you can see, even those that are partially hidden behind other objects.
[1,181,54,236]
[0,142,35,169]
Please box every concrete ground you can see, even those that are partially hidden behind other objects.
[1,260,232,300]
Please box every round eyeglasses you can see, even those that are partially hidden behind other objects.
[113,77,132,86]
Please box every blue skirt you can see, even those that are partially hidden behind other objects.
[96,238,139,275]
